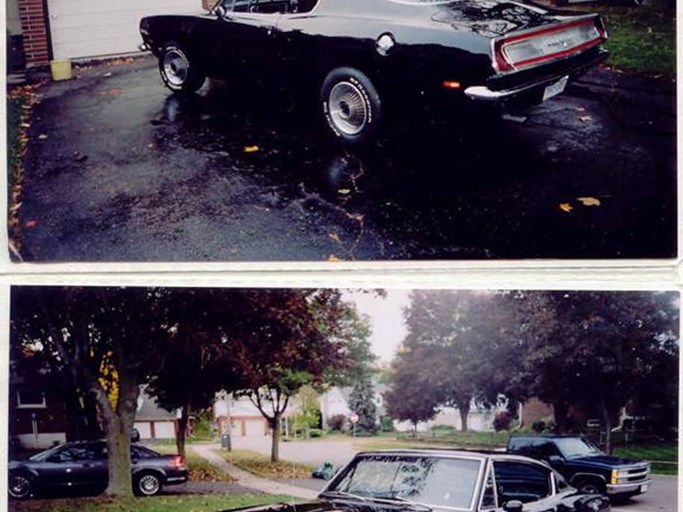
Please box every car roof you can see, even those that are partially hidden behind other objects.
[353,448,551,465]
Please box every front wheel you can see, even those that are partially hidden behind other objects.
[134,472,162,496]
[320,67,382,146]
[8,473,34,499]
[159,43,206,94]
[577,479,604,495]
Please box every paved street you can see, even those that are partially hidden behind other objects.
[15,57,676,261]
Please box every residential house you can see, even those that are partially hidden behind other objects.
[9,0,204,69]
[133,389,181,441]
[213,392,269,438]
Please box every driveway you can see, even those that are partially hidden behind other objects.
[611,475,678,512]
[15,57,676,261]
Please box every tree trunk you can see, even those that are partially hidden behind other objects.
[103,378,139,497]
[553,399,569,433]
[458,400,470,433]
[600,399,612,454]
[271,414,281,462]
[176,405,190,457]
[105,416,134,497]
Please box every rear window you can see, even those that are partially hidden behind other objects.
[508,437,539,450]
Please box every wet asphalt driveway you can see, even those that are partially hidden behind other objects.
[17,57,676,261]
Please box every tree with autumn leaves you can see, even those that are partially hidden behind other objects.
[386,290,678,453]
[10,287,359,497]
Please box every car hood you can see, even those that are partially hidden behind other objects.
[570,454,643,468]
[428,0,579,38]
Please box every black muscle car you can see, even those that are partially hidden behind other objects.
[221,450,611,512]
[140,0,609,145]
[7,441,188,499]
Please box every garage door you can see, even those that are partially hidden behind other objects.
[46,0,202,60]
[244,418,266,437]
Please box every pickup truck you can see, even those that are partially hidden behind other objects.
[507,435,651,500]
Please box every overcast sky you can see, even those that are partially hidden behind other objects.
[342,289,412,364]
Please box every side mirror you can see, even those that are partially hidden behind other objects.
[215,5,227,18]
[503,500,524,512]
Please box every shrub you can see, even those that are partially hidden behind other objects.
[380,416,394,432]
[309,428,323,438]
[328,414,346,432]
[493,411,513,432]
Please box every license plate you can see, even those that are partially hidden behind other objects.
[543,76,569,101]
[640,484,649,493]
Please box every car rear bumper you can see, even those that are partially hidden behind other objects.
[606,479,651,495]
[464,47,609,105]
[165,469,189,485]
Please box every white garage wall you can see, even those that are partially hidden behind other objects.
[46,0,203,60]
[134,421,153,439]
[154,421,177,439]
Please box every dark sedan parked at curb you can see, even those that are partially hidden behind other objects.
[8,441,188,499]
[221,449,611,512]
[140,0,608,145]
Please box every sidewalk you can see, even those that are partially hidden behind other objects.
[191,444,320,500]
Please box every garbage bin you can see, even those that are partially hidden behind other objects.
[221,433,231,451]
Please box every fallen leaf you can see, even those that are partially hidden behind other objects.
[559,203,573,213]
[38,134,48,140]
[579,115,593,123]
[327,255,342,262]
[25,220,38,228]
[244,145,260,153]
[577,197,601,207]
[337,189,351,195]
[328,232,341,243]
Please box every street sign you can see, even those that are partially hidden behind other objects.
[350,413,359,424]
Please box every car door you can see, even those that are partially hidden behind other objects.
[491,460,564,512]
[216,0,284,80]
[37,445,93,489]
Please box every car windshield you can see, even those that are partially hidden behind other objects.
[326,455,482,510]
[28,444,64,461]
[554,438,602,459]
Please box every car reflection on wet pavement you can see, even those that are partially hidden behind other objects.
[17,58,676,261]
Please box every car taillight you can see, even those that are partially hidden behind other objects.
[173,456,184,467]
[493,17,606,74]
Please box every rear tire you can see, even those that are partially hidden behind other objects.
[159,42,206,94]
[320,67,382,146]
[8,473,34,499]
[134,472,162,497]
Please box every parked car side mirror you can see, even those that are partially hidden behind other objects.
[503,500,524,512]
[215,5,227,18]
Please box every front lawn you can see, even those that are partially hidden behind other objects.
[356,430,508,451]
[614,443,678,475]
[216,449,314,479]
[152,444,235,482]
[570,3,675,76]
[8,493,291,512]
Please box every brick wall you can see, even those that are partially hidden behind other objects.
[18,0,50,67]
[202,0,214,10]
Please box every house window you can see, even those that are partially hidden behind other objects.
[16,389,46,408]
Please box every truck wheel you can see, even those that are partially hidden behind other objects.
[134,472,162,496]
[159,42,206,94]
[320,67,382,146]
[577,479,604,495]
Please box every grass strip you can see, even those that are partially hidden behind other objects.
[8,492,291,512]
[153,444,236,483]
[217,449,314,479]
